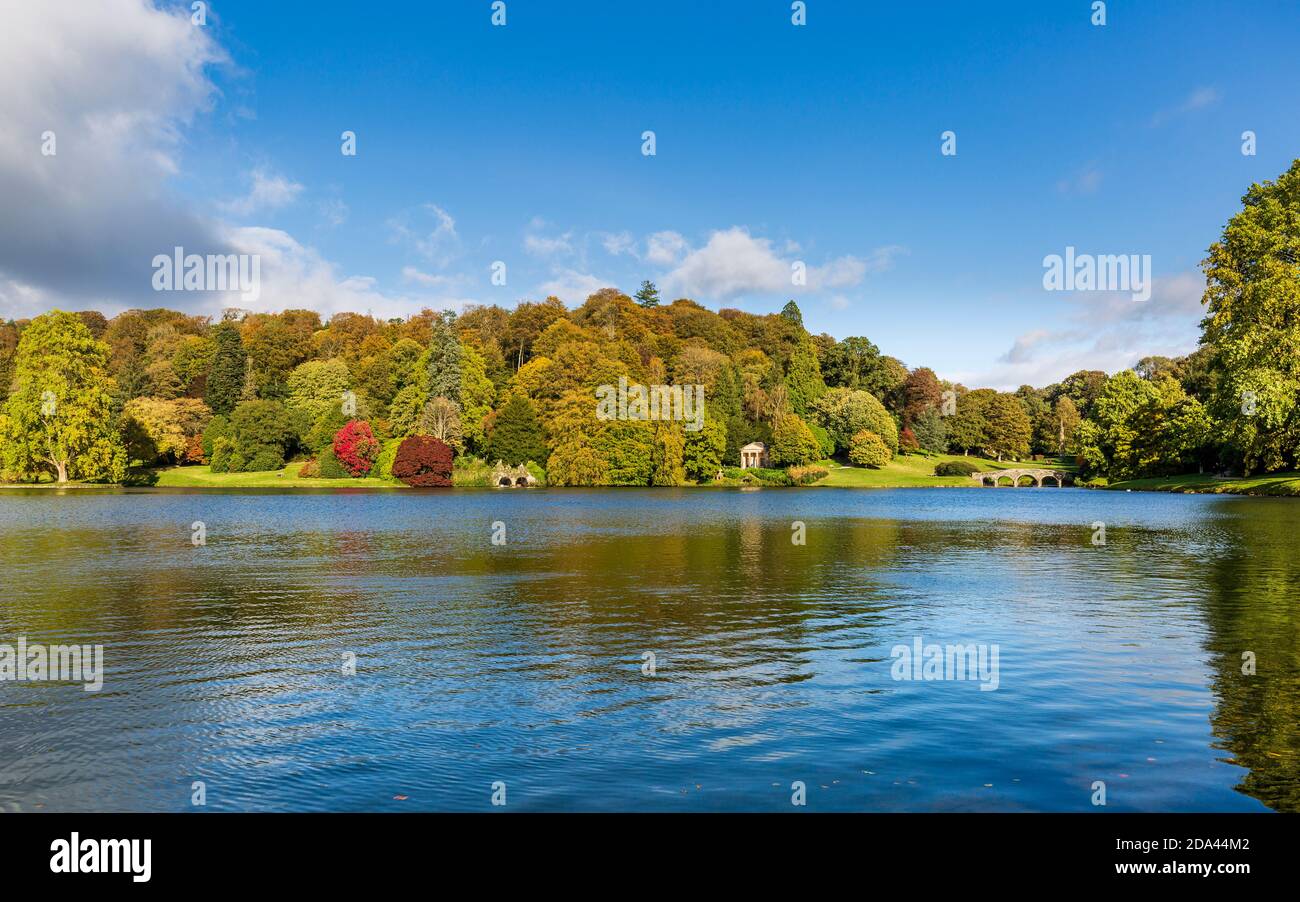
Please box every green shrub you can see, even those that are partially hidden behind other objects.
[308,408,349,452]
[934,459,980,477]
[807,422,836,458]
[223,400,294,471]
[316,447,347,479]
[245,449,286,472]
[201,415,229,461]
[525,461,546,485]
[208,435,233,473]
[452,455,492,487]
[747,467,794,486]
[375,438,402,481]
[849,430,891,468]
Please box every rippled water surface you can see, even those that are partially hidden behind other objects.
[1,487,1297,812]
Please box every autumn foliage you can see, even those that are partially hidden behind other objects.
[391,434,453,487]
[332,420,380,477]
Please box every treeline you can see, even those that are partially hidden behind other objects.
[2,159,1297,485]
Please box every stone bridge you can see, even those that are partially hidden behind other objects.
[972,468,1070,487]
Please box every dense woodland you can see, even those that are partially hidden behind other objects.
[2,160,1298,486]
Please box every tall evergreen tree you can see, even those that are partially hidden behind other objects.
[485,394,547,465]
[633,280,661,308]
[206,323,247,416]
[424,313,463,402]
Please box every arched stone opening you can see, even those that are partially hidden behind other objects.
[498,477,512,486]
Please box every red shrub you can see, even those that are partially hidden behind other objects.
[183,433,207,464]
[391,435,453,487]
[332,420,380,477]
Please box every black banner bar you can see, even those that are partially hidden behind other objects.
[3,812,1281,889]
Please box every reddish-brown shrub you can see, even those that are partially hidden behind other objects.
[391,435,453,487]
[899,426,921,454]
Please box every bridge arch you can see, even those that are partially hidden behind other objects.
[973,468,1069,488]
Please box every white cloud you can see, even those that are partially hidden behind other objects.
[0,277,55,320]
[388,203,461,267]
[218,167,303,216]
[0,4,476,321]
[400,266,473,292]
[955,272,1206,389]
[225,227,474,319]
[660,227,901,299]
[0,0,232,308]
[1151,86,1222,126]
[1056,164,1103,195]
[317,198,349,228]
[524,231,574,258]
[645,230,689,266]
[536,268,612,304]
[600,230,636,256]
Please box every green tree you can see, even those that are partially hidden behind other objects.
[650,422,686,485]
[810,387,898,454]
[946,388,993,455]
[0,311,126,483]
[242,313,311,399]
[820,336,881,390]
[849,429,891,468]
[783,341,826,416]
[779,299,804,329]
[982,393,1032,461]
[485,394,547,465]
[594,420,654,485]
[1078,371,1210,479]
[683,415,727,482]
[634,280,661,308]
[770,413,821,466]
[1053,369,1108,420]
[286,358,352,425]
[215,400,299,472]
[458,343,496,453]
[1051,395,1081,455]
[1199,159,1300,474]
[205,322,247,416]
[424,313,463,402]
[911,408,948,454]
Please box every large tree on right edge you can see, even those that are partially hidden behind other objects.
[0,311,126,483]
[1200,159,1300,474]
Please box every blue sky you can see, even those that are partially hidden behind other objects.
[4,0,1299,388]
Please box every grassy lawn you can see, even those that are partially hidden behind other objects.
[815,454,1073,488]
[151,462,402,489]
[1108,472,1300,496]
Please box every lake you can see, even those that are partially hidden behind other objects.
[0,487,1296,812]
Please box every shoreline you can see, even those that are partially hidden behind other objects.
[10,461,1298,497]
[1,455,1074,492]
[1105,472,1300,497]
